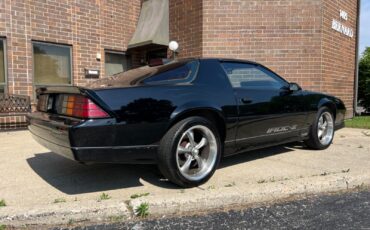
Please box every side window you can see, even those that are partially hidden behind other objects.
[221,62,287,90]
[143,61,198,84]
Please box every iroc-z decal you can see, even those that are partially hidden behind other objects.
[266,125,297,134]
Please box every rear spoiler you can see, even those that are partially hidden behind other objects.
[36,86,89,97]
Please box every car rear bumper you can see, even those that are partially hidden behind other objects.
[27,112,158,164]
[30,127,76,160]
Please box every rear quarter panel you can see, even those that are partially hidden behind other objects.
[92,59,238,147]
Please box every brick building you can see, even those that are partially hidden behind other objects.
[0,0,359,129]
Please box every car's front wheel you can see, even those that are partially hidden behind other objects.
[157,116,221,187]
[305,107,335,150]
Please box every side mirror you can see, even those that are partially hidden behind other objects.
[289,82,301,91]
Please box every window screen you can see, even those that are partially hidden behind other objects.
[33,42,72,85]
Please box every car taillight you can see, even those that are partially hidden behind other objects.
[57,94,109,119]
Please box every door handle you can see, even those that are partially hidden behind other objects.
[241,97,252,104]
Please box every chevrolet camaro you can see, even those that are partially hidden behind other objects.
[27,58,346,187]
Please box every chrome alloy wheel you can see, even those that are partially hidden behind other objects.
[317,111,334,145]
[176,125,218,181]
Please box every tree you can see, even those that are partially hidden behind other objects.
[358,47,370,111]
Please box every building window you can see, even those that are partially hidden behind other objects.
[33,42,72,86]
[0,39,6,93]
[105,51,130,76]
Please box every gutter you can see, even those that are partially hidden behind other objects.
[354,0,361,117]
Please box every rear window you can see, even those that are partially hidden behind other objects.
[143,61,199,84]
[86,60,199,89]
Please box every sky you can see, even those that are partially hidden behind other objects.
[360,0,370,55]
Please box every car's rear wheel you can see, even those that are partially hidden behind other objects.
[304,107,335,150]
[157,116,221,187]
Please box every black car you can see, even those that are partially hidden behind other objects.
[27,58,346,187]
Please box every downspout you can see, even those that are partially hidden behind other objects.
[354,0,361,117]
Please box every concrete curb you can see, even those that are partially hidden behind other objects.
[0,200,131,226]
[129,172,370,216]
[2,171,369,227]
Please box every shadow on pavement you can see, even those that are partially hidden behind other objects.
[26,152,176,194]
[27,142,303,194]
[220,143,298,169]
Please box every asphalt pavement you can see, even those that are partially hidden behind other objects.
[67,190,370,230]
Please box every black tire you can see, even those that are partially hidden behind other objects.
[157,116,222,187]
[304,107,335,150]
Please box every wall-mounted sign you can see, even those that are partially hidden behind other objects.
[339,10,348,21]
[331,10,354,38]
[85,69,100,79]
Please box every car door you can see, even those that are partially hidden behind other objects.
[220,61,307,153]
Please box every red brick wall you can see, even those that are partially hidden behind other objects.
[0,0,359,130]
[0,115,27,130]
[321,0,358,117]
[169,0,203,58]
[202,0,323,92]
[0,0,141,100]
[0,0,141,130]
[201,0,358,117]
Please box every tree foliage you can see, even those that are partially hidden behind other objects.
[358,47,370,110]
